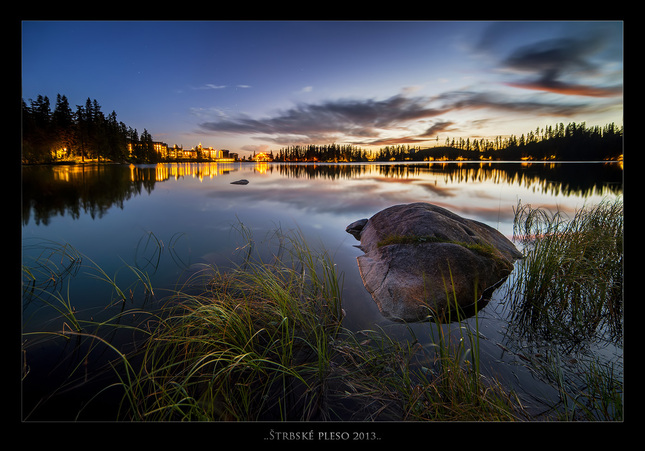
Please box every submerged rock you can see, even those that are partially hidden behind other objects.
[346,202,522,322]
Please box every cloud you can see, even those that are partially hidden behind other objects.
[502,37,597,76]
[192,84,252,90]
[189,106,228,120]
[195,84,227,90]
[500,36,622,97]
[198,94,449,140]
[197,88,604,147]
[504,79,622,98]
[193,23,621,148]
[357,120,456,146]
[435,90,597,116]
[480,22,622,98]
[418,120,456,137]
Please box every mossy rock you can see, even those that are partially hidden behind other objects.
[346,203,522,322]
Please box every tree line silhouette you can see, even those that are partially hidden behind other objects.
[22,93,623,164]
[22,94,158,164]
[276,122,622,162]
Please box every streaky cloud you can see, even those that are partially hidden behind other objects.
[419,120,456,137]
[198,94,449,138]
[197,88,611,145]
[505,80,622,98]
[491,22,622,98]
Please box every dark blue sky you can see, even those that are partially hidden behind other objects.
[22,20,623,156]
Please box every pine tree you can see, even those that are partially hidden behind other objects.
[52,94,75,158]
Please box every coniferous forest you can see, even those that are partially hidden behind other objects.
[22,94,158,164]
[22,94,623,164]
[276,122,623,162]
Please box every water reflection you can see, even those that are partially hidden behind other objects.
[152,161,238,181]
[22,164,155,225]
[21,162,238,225]
[21,161,624,420]
[273,161,622,197]
[22,161,622,227]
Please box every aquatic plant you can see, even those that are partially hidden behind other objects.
[119,229,344,421]
[509,198,623,345]
[20,229,550,422]
[113,228,523,421]
[502,198,623,420]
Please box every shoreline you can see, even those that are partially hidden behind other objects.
[21,157,623,166]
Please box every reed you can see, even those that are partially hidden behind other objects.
[505,198,623,420]
[120,229,344,421]
[327,321,523,421]
[514,348,623,421]
[22,238,84,333]
[21,239,158,420]
[410,283,523,421]
[23,229,525,421]
[113,228,524,421]
[509,198,623,344]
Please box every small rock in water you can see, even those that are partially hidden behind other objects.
[230,179,249,185]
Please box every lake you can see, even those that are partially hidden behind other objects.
[21,161,623,420]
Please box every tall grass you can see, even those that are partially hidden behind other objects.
[329,322,524,421]
[22,238,84,334]
[119,229,345,421]
[506,198,623,420]
[21,237,159,420]
[23,229,525,421]
[114,228,523,421]
[534,352,623,421]
[510,198,623,344]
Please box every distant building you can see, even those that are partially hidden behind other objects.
[153,142,168,159]
[183,149,198,159]
[192,143,236,161]
[127,141,239,161]
[252,152,273,162]
[167,145,183,159]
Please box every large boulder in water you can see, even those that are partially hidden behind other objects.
[346,203,522,322]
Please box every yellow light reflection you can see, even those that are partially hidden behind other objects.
[254,162,269,174]
[154,162,238,181]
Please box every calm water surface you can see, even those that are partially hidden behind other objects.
[21,161,623,420]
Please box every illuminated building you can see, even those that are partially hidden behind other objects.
[252,152,273,162]
[153,142,168,159]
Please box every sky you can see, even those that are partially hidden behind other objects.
[21,20,623,157]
